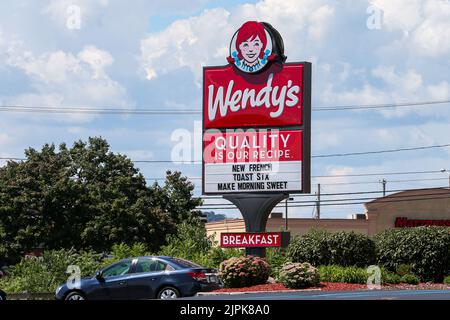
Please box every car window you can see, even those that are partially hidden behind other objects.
[170,258,202,269]
[102,260,132,277]
[133,259,168,274]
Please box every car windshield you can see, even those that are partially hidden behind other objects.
[101,259,132,277]
[170,258,202,269]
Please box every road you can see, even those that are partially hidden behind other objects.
[187,289,450,300]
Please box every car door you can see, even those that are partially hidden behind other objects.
[127,258,169,299]
[89,259,133,300]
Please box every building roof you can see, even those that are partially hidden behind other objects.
[364,187,450,209]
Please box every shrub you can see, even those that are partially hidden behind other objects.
[287,229,375,267]
[158,221,216,267]
[444,276,450,284]
[0,249,103,293]
[400,274,420,285]
[219,256,271,288]
[279,262,319,289]
[396,264,414,277]
[382,271,401,284]
[328,231,376,267]
[209,247,243,268]
[286,229,332,266]
[375,226,450,282]
[266,248,287,279]
[318,265,367,284]
[102,243,150,266]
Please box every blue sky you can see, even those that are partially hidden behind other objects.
[0,0,449,218]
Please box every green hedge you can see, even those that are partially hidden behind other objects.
[400,274,420,285]
[328,231,376,267]
[286,229,331,266]
[0,249,104,293]
[318,265,368,284]
[287,229,375,267]
[374,226,450,282]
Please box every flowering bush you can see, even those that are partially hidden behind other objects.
[219,256,271,288]
[279,262,320,289]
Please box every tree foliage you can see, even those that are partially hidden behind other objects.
[0,137,201,263]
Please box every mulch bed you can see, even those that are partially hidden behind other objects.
[212,282,450,293]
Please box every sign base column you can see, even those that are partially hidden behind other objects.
[223,193,288,258]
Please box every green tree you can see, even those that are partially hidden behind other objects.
[150,170,202,224]
[0,137,200,263]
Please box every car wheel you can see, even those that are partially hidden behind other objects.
[157,287,180,299]
[65,291,86,301]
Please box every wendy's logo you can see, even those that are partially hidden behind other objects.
[227,21,286,74]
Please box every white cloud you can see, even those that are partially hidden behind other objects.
[42,0,109,28]
[321,65,450,119]
[140,0,336,81]
[372,0,450,57]
[370,0,423,31]
[412,3,450,57]
[78,45,114,79]
[2,39,130,123]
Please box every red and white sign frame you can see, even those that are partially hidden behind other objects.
[202,61,311,195]
[220,232,289,248]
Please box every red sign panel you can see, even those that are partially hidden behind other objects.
[395,217,450,227]
[220,232,282,248]
[204,63,304,129]
[204,129,302,164]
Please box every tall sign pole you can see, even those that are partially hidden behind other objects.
[202,21,312,257]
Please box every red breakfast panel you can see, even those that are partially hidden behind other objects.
[203,129,302,164]
[204,63,304,129]
[220,232,282,248]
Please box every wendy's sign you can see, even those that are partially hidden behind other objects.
[227,21,286,74]
[204,63,305,129]
[202,21,311,195]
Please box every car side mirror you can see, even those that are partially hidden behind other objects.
[96,270,104,281]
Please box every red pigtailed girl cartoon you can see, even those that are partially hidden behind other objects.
[227,21,277,73]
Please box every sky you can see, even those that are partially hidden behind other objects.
[0,0,449,219]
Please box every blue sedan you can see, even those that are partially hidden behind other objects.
[0,289,6,301]
[55,256,222,300]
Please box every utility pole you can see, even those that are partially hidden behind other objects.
[315,184,321,219]
[285,198,288,230]
[380,179,387,196]
[284,197,293,230]
[441,169,450,188]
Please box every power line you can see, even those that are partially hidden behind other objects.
[313,99,450,111]
[1,154,446,181]
[0,99,448,114]
[312,143,450,158]
[198,192,450,210]
[312,170,442,178]
[198,187,448,201]
[133,143,450,161]
[149,176,449,185]
[198,189,450,206]
[313,177,449,186]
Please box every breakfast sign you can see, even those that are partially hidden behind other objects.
[202,21,311,195]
